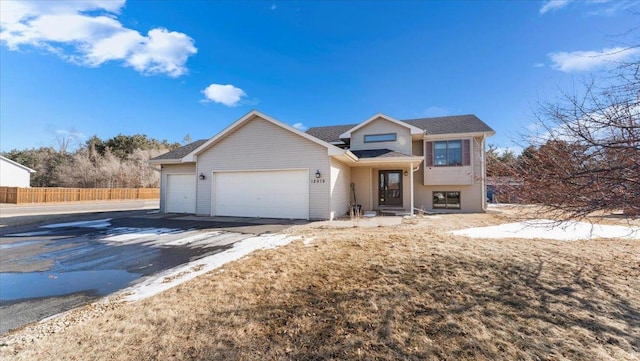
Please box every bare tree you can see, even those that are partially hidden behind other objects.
[518,59,639,218]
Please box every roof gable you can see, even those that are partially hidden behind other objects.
[338,113,424,139]
[183,110,345,162]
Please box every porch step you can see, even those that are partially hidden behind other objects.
[378,208,409,216]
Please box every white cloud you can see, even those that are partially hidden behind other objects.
[540,0,571,14]
[271,4,277,10]
[0,0,197,77]
[548,47,640,72]
[201,84,247,107]
[540,0,636,16]
[587,0,639,16]
[292,122,307,131]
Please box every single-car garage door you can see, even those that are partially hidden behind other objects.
[166,174,196,213]
[213,169,309,219]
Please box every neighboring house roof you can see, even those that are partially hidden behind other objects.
[150,139,208,163]
[351,149,415,159]
[306,114,494,142]
[0,155,36,173]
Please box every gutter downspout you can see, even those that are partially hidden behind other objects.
[410,162,421,215]
[481,135,487,212]
[410,162,414,216]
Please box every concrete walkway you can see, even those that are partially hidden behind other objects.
[312,216,404,228]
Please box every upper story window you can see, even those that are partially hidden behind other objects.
[425,139,471,167]
[364,133,397,143]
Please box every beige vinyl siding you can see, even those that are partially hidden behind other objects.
[351,167,372,211]
[329,159,351,219]
[412,140,424,156]
[413,136,485,212]
[472,136,483,184]
[423,137,478,186]
[195,116,331,219]
[160,163,196,213]
[350,117,412,155]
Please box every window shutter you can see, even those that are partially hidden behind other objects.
[425,141,433,167]
[462,139,471,166]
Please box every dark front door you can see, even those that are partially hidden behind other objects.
[379,170,403,206]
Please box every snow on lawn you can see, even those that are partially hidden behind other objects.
[118,233,299,302]
[451,219,640,241]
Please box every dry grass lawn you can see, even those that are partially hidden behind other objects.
[1,211,639,360]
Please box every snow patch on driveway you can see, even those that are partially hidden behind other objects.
[103,227,180,242]
[41,218,113,229]
[451,219,640,241]
[119,233,299,302]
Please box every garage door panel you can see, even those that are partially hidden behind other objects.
[166,174,196,213]
[213,170,308,219]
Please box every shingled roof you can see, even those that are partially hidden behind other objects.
[403,114,494,135]
[151,139,208,161]
[305,123,357,143]
[306,114,493,142]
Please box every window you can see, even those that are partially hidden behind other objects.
[433,191,461,209]
[425,139,470,167]
[364,133,397,143]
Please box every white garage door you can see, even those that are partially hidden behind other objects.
[213,169,309,219]
[166,174,196,213]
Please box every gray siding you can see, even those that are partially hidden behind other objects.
[329,159,351,219]
[195,116,331,219]
[159,163,196,213]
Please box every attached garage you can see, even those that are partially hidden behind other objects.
[166,174,196,213]
[212,169,309,219]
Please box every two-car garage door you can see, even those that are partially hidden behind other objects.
[213,169,309,219]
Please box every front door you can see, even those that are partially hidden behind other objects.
[379,170,402,206]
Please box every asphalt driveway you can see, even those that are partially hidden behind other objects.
[0,210,306,334]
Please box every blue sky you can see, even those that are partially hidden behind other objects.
[1,0,639,153]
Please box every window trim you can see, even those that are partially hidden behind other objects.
[425,139,471,167]
[432,191,461,209]
[364,133,397,143]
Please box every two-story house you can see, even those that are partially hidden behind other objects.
[150,110,494,219]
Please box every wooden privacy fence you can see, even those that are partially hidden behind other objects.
[0,187,159,204]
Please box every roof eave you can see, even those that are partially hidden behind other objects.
[148,159,185,165]
[424,131,495,139]
[355,156,424,164]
